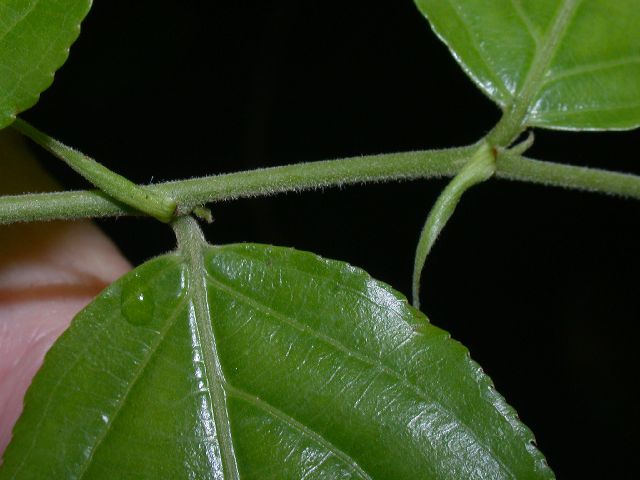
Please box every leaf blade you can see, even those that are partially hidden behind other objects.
[0,0,92,129]
[414,0,640,131]
[0,243,554,479]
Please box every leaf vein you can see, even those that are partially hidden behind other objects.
[444,0,513,102]
[542,55,640,85]
[76,296,189,479]
[0,0,40,45]
[226,385,373,480]
[206,271,516,477]
[212,248,408,323]
[509,0,541,44]
[532,101,640,120]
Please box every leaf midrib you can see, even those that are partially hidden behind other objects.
[181,227,240,479]
[507,0,583,126]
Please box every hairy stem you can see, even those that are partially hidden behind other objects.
[0,147,639,225]
[495,152,640,198]
[12,118,177,222]
[0,146,473,224]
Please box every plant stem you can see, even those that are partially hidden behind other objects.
[0,147,639,225]
[11,118,177,222]
[495,152,640,198]
[412,142,495,309]
[0,146,473,224]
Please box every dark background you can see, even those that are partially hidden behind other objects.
[20,0,640,477]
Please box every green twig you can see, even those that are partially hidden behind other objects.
[495,152,640,198]
[0,146,473,224]
[0,147,639,225]
[11,118,177,222]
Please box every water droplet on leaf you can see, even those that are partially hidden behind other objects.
[121,273,155,326]
[120,262,188,326]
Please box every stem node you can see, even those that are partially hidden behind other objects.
[12,118,177,223]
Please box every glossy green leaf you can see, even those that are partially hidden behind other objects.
[414,0,640,131]
[0,228,554,478]
[0,0,92,129]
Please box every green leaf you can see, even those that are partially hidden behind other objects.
[0,221,554,478]
[414,0,640,131]
[0,0,92,129]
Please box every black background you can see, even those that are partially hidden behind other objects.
[20,0,640,477]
